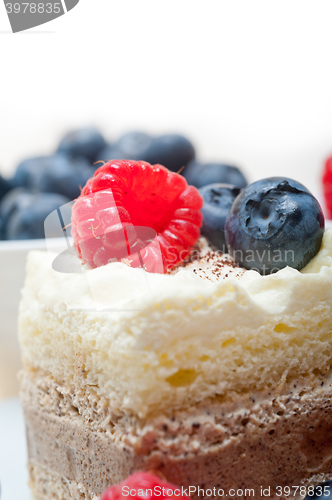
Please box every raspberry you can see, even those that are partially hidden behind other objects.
[71,160,203,271]
[100,472,188,500]
[322,154,332,218]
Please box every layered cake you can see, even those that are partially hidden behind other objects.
[18,161,332,499]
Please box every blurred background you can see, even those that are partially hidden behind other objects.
[1,0,332,394]
[1,1,332,197]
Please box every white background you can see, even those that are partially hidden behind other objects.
[1,2,332,499]
[1,1,332,202]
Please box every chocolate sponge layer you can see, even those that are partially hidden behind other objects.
[21,368,332,500]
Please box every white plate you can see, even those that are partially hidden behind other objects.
[0,397,29,500]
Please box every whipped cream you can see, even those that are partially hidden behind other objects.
[169,237,246,282]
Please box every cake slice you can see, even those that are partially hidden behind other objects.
[18,228,332,499]
[18,162,332,499]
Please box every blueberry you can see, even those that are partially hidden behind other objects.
[57,127,107,163]
[6,192,70,240]
[10,157,39,188]
[183,160,247,189]
[142,134,195,172]
[113,131,154,160]
[97,132,153,163]
[98,132,195,172]
[0,188,36,229]
[199,183,241,250]
[35,155,92,200]
[95,143,115,163]
[304,480,332,500]
[11,154,92,200]
[225,177,325,274]
[0,215,4,240]
[0,174,10,202]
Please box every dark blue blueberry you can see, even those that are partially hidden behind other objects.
[304,480,332,500]
[199,183,241,251]
[0,188,37,229]
[6,192,70,240]
[34,155,92,200]
[183,160,247,189]
[95,143,118,167]
[98,132,195,172]
[0,174,10,202]
[0,215,4,240]
[57,127,107,163]
[10,157,40,188]
[114,131,154,160]
[11,154,92,200]
[225,177,325,274]
[97,132,153,163]
[96,143,118,164]
[142,134,195,172]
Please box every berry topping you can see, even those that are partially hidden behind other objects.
[199,183,241,251]
[71,160,203,271]
[322,154,332,218]
[183,160,247,189]
[100,472,188,500]
[225,177,324,275]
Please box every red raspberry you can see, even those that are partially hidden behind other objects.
[100,472,188,500]
[322,154,332,218]
[71,160,203,271]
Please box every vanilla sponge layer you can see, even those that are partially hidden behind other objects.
[19,231,332,416]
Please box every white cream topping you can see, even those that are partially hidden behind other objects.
[19,231,332,416]
[169,237,246,282]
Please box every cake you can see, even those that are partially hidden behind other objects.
[18,162,332,499]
